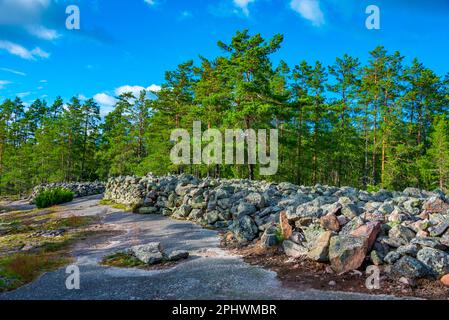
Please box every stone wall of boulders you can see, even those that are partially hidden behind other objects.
[29,182,105,204]
[104,174,449,282]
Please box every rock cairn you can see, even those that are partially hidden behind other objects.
[104,174,449,282]
[29,182,105,204]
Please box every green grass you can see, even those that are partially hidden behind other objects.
[274,227,285,243]
[101,252,145,268]
[99,199,132,212]
[0,204,102,292]
[35,188,74,209]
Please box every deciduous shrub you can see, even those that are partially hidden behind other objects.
[35,188,74,209]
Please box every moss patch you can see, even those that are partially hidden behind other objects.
[101,252,145,268]
[99,199,132,212]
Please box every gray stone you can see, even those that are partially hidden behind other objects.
[236,202,257,218]
[229,216,258,242]
[138,206,158,214]
[307,231,332,262]
[411,237,448,251]
[131,243,163,265]
[289,231,305,245]
[290,203,323,220]
[391,256,429,279]
[340,216,365,235]
[417,247,449,277]
[397,244,419,257]
[174,204,192,218]
[341,203,360,219]
[260,229,278,248]
[188,208,204,221]
[283,240,308,258]
[429,221,449,237]
[245,193,265,209]
[167,250,189,261]
[303,224,326,249]
[388,225,416,243]
[384,251,402,264]
[206,210,219,224]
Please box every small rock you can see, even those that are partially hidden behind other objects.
[391,256,429,279]
[167,250,189,261]
[384,251,402,264]
[370,250,383,265]
[388,225,416,243]
[307,231,332,262]
[283,240,308,258]
[440,274,449,287]
[429,221,449,237]
[260,228,279,248]
[398,277,416,287]
[131,242,164,265]
[320,213,340,232]
[422,196,449,214]
[341,203,360,219]
[289,231,305,245]
[279,211,293,239]
[417,247,449,277]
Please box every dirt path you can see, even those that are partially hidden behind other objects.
[0,196,408,300]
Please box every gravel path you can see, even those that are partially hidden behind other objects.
[0,195,405,300]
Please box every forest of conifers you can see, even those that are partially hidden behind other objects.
[1,30,449,195]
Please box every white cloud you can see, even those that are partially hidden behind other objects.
[40,79,47,83]
[0,40,50,60]
[147,84,161,92]
[17,91,31,98]
[0,0,51,25]
[31,47,50,59]
[0,80,11,89]
[290,0,325,26]
[144,0,155,6]
[0,67,26,76]
[115,84,161,96]
[233,0,255,16]
[115,85,146,97]
[94,84,160,116]
[25,25,60,41]
[180,11,193,19]
[94,93,116,107]
[94,93,117,116]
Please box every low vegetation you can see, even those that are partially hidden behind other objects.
[35,188,74,209]
[101,252,145,268]
[0,204,99,292]
[99,199,132,212]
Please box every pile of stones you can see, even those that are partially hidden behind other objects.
[104,174,449,283]
[29,182,105,204]
[130,242,189,265]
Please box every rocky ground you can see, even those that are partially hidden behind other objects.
[0,195,403,300]
[104,174,449,292]
[1,173,449,300]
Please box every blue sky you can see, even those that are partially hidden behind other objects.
[0,0,448,115]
